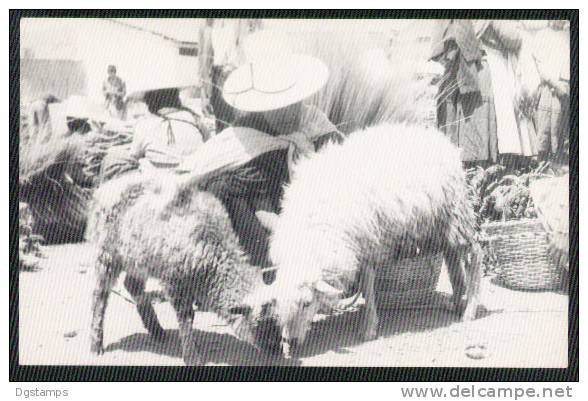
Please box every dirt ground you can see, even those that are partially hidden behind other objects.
[19,243,568,367]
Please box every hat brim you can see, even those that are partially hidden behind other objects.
[222,55,329,112]
[128,85,194,100]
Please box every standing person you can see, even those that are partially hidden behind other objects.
[102,65,126,119]
[178,53,342,280]
[474,20,538,163]
[198,18,257,133]
[430,19,498,166]
[518,21,570,163]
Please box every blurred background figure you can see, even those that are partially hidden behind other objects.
[102,64,126,120]
[22,94,61,145]
[430,19,498,166]
[198,18,262,133]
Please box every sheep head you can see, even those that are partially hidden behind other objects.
[252,210,346,355]
[233,276,343,357]
[228,283,284,356]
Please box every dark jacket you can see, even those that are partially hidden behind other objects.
[204,112,341,269]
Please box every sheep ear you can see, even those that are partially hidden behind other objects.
[314,280,344,298]
[228,305,252,318]
[256,211,279,232]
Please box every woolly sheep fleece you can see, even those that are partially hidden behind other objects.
[268,122,476,288]
[86,172,272,364]
[250,122,481,347]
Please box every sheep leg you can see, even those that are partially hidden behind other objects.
[461,244,482,321]
[170,296,202,366]
[360,265,379,341]
[90,263,119,355]
[442,246,467,316]
[123,274,166,342]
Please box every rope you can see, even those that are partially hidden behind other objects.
[110,289,168,305]
[110,289,136,305]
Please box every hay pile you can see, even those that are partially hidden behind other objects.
[258,29,436,134]
[20,135,93,244]
[466,161,562,224]
[301,32,435,133]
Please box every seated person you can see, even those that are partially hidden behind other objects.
[100,86,210,183]
[198,54,342,277]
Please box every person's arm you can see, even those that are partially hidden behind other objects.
[211,150,287,199]
[129,121,148,160]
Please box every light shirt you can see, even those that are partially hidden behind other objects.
[130,110,205,170]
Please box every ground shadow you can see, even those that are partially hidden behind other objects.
[293,302,498,359]
[104,301,498,365]
[490,275,568,295]
[104,328,299,366]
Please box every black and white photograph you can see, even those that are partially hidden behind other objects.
[11,10,576,376]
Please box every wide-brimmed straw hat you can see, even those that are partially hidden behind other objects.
[127,75,201,100]
[222,54,329,112]
[128,85,194,102]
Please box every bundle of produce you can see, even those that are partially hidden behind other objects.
[466,161,557,223]
[20,135,93,244]
[82,126,134,186]
[467,161,565,278]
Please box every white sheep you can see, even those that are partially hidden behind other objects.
[244,122,483,352]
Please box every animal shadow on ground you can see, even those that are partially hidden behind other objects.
[293,301,496,359]
[105,328,300,366]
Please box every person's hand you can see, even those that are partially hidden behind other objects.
[201,98,214,117]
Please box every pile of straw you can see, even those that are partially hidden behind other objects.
[83,128,134,185]
[285,30,436,134]
[20,135,92,244]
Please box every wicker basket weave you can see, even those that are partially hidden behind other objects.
[375,252,443,309]
[483,219,563,290]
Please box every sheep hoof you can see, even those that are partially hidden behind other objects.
[183,352,203,366]
[182,339,203,366]
[90,341,104,356]
[362,328,379,342]
[461,302,479,322]
[453,297,467,317]
[362,332,378,342]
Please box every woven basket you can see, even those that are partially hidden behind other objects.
[483,219,563,291]
[375,252,443,310]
